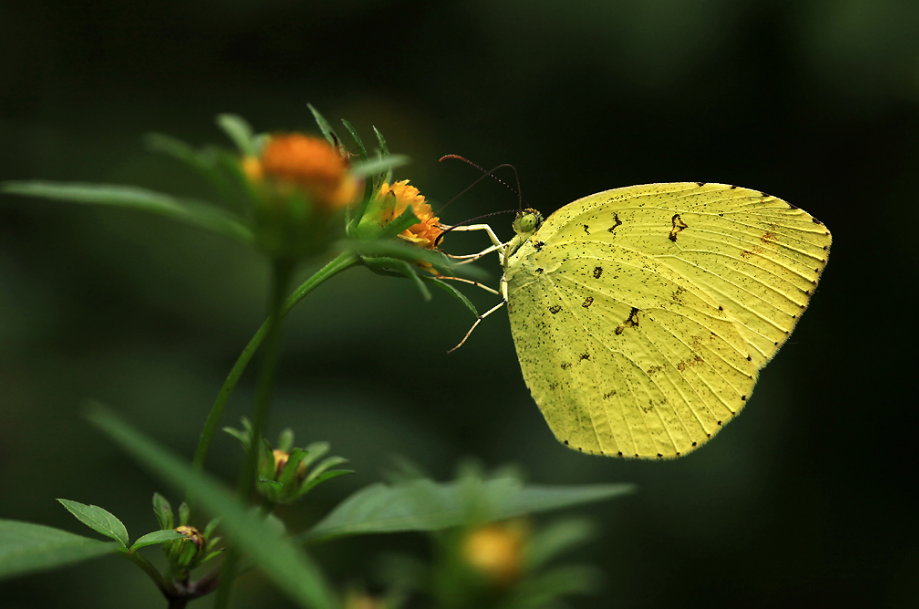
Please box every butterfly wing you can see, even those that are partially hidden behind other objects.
[504,182,831,458]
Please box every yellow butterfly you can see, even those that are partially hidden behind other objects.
[449,182,831,459]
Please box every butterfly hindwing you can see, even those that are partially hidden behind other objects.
[504,183,831,458]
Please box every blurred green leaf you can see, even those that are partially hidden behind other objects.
[350,155,410,178]
[511,564,602,606]
[87,406,339,609]
[130,530,185,551]
[216,113,258,156]
[301,477,634,544]
[0,521,120,580]
[1,182,255,246]
[525,518,594,569]
[56,499,129,548]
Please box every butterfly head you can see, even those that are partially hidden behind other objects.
[512,208,543,236]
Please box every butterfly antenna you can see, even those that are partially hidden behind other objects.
[438,155,527,214]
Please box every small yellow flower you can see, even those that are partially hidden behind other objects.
[461,522,528,586]
[174,525,205,552]
[270,449,307,482]
[377,180,443,249]
[244,134,359,210]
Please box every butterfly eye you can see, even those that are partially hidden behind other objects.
[513,209,542,234]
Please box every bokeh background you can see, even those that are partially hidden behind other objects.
[2,1,917,607]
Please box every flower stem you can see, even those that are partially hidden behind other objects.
[212,256,294,608]
[191,250,360,475]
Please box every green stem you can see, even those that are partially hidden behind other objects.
[121,549,170,595]
[213,257,294,609]
[191,250,360,474]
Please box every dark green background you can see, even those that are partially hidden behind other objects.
[1,1,916,607]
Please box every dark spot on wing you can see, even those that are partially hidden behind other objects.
[617,451,623,456]
[579,353,590,361]
[534,240,545,251]
[741,395,747,401]
[692,441,698,446]
[730,185,737,189]
[669,214,688,242]
[561,362,571,370]
[603,390,617,399]
[536,267,544,273]
[615,307,640,335]
[564,440,569,445]
[582,296,594,308]
[696,182,705,186]
[549,305,562,314]
[593,266,603,279]
[608,213,623,233]
[583,224,590,235]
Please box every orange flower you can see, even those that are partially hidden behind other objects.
[377,180,443,249]
[461,522,527,586]
[244,134,358,210]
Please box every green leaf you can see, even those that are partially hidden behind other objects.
[340,120,368,163]
[350,155,410,178]
[525,518,594,569]
[308,104,343,154]
[216,113,257,156]
[57,499,129,547]
[423,277,479,318]
[0,521,120,580]
[130,530,185,551]
[2,182,255,245]
[87,406,339,609]
[300,477,634,544]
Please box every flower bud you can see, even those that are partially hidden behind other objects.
[243,134,360,259]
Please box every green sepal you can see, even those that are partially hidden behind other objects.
[178,502,190,527]
[298,470,355,497]
[277,428,295,452]
[152,493,174,531]
[423,277,479,318]
[300,442,331,469]
[203,518,221,539]
[57,499,130,548]
[308,104,344,155]
[216,113,258,157]
[373,126,393,185]
[278,448,309,490]
[340,119,368,163]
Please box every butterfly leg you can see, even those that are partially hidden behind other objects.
[446,275,509,354]
[435,276,501,296]
[442,223,507,265]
